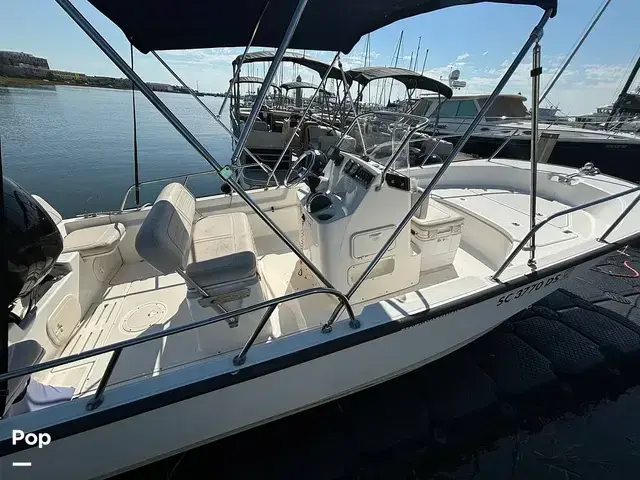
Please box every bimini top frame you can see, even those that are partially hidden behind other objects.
[233,51,346,81]
[58,0,556,329]
[348,66,453,99]
[280,81,328,92]
[236,76,281,90]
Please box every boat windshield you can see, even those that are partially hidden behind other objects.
[340,111,436,171]
[479,96,529,119]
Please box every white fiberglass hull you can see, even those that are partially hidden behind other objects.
[0,261,592,480]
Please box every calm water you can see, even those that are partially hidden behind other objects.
[0,85,233,217]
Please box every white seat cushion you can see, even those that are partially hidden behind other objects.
[63,223,125,258]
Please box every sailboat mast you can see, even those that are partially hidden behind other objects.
[365,33,372,105]
[414,37,422,72]
[420,48,429,75]
[388,30,403,105]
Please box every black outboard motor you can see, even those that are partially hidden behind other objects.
[3,176,63,313]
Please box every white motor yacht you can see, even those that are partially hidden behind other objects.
[412,93,640,182]
[3,0,640,479]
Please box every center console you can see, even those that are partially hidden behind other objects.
[297,149,421,303]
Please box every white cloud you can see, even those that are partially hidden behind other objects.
[482,51,489,56]
[455,52,470,62]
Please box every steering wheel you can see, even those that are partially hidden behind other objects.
[284,149,318,187]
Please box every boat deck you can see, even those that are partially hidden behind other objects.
[38,238,494,397]
[35,187,598,398]
[117,246,640,480]
[38,262,202,396]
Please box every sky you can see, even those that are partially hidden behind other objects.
[2,0,639,115]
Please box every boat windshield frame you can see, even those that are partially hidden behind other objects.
[337,111,433,167]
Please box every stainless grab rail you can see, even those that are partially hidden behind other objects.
[600,191,640,242]
[1,287,358,411]
[120,170,219,210]
[492,184,640,280]
[119,166,276,211]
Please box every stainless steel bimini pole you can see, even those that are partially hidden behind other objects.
[338,61,367,153]
[151,51,277,186]
[55,0,337,292]
[218,1,271,116]
[324,8,554,329]
[228,0,310,167]
[267,52,341,186]
[529,42,542,268]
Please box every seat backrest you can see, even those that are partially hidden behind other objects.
[135,183,196,275]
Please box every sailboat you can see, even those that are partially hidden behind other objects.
[2,0,640,479]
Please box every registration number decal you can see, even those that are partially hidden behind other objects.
[496,267,574,306]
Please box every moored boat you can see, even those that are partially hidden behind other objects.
[3,1,640,479]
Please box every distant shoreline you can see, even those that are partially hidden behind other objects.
[0,76,124,89]
[0,76,223,96]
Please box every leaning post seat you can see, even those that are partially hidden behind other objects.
[134,183,264,328]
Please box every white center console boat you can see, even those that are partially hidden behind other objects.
[3,0,640,479]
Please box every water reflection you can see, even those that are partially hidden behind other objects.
[0,85,233,217]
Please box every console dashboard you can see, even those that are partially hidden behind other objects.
[342,157,377,189]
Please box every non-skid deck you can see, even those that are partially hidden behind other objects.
[40,262,202,396]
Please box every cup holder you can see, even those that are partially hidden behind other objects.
[317,213,334,221]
